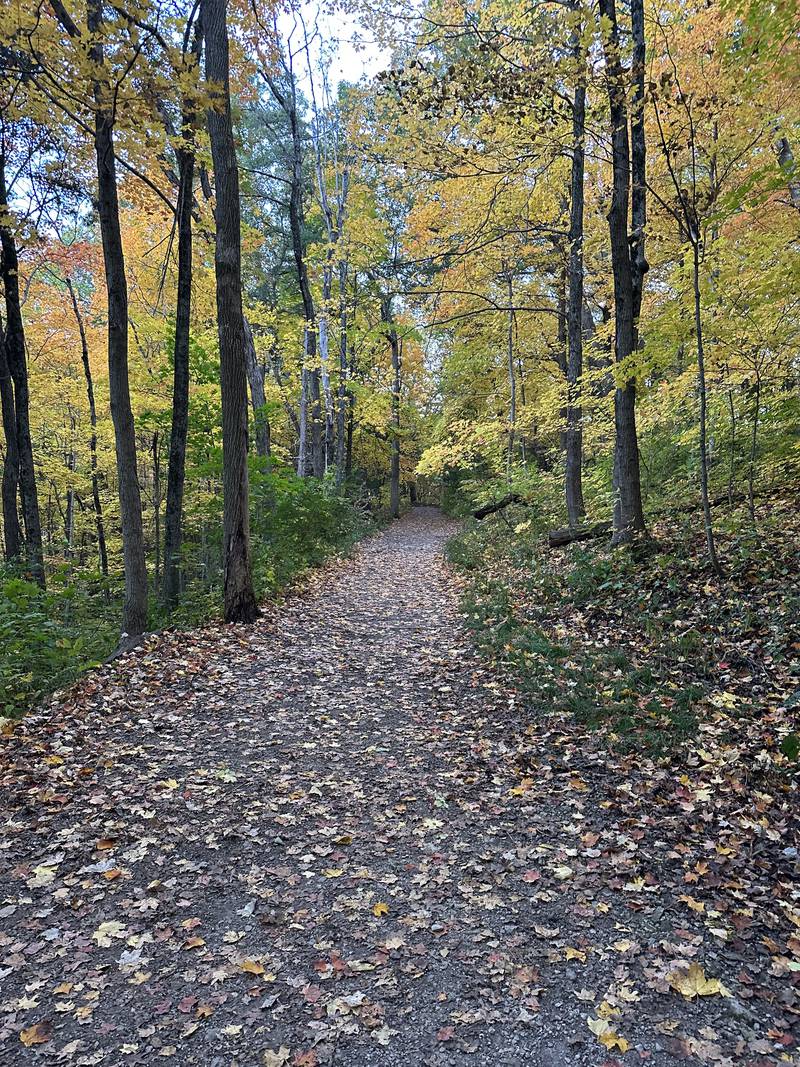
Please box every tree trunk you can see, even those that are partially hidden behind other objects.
[163,52,198,609]
[599,0,647,544]
[506,274,516,479]
[775,135,800,211]
[0,329,21,561]
[548,521,612,547]
[203,0,258,623]
[335,260,349,485]
[385,302,401,520]
[565,11,587,526]
[244,317,270,458]
[67,277,108,577]
[0,154,44,585]
[87,0,148,633]
[692,241,723,576]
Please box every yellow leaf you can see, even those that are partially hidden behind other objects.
[668,963,729,999]
[552,865,573,880]
[183,937,206,950]
[241,959,265,975]
[679,894,705,913]
[20,1023,51,1047]
[373,902,389,917]
[323,868,344,878]
[587,1017,629,1052]
[565,947,586,961]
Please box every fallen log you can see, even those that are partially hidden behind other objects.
[473,493,526,519]
[547,521,612,548]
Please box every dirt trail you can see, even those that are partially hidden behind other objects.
[1,509,792,1066]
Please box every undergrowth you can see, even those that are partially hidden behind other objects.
[448,495,799,754]
[0,465,375,719]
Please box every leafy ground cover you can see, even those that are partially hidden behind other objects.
[1,508,797,1066]
[448,494,799,755]
[0,465,374,721]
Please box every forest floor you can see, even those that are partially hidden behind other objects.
[1,507,797,1067]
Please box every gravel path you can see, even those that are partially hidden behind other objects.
[1,509,792,1066]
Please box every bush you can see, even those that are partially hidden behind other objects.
[0,568,118,719]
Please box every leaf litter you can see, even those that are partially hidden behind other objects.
[0,508,797,1065]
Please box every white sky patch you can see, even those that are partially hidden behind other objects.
[276,4,391,92]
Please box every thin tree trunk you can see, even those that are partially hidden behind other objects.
[0,154,44,585]
[599,0,647,544]
[163,43,199,608]
[565,11,587,525]
[151,430,161,590]
[244,317,270,457]
[67,276,108,576]
[297,362,308,477]
[335,259,348,485]
[748,364,761,525]
[506,274,516,478]
[384,299,401,519]
[85,0,148,633]
[203,0,258,623]
[0,329,21,561]
[65,415,76,559]
[692,241,723,575]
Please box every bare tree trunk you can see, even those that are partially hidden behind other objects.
[0,154,44,585]
[65,414,76,559]
[506,274,516,479]
[335,260,348,486]
[384,299,401,519]
[66,277,108,576]
[599,0,647,544]
[565,10,587,525]
[244,317,270,457]
[748,363,761,525]
[85,0,148,633]
[775,135,800,211]
[151,430,162,591]
[163,46,198,608]
[203,0,258,623]
[0,329,21,561]
[692,241,723,576]
[297,362,308,477]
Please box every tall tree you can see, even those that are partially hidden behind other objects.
[599,0,647,543]
[202,0,258,623]
[0,149,45,584]
[52,0,149,632]
[163,24,202,609]
[564,0,588,526]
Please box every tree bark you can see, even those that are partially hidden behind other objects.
[163,34,200,609]
[335,260,349,485]
[506,273,516,478]
[0,153,45,585]
[548,521,612,547]
[473,493,525,519]
[565,9,587,525]
[67,276,108,576]
[203,0,258,623]
[691,242,722,575]
[244,316,270,457]
[599,0,647,544]
[84,0,148,633]
[0,327,21,561]
[384,299,401,519]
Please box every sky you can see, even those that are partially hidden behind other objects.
[275,4,392,90]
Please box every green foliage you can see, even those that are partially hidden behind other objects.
[448,496,799,753]
[2,467,374,717]
[0,569,119,720]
